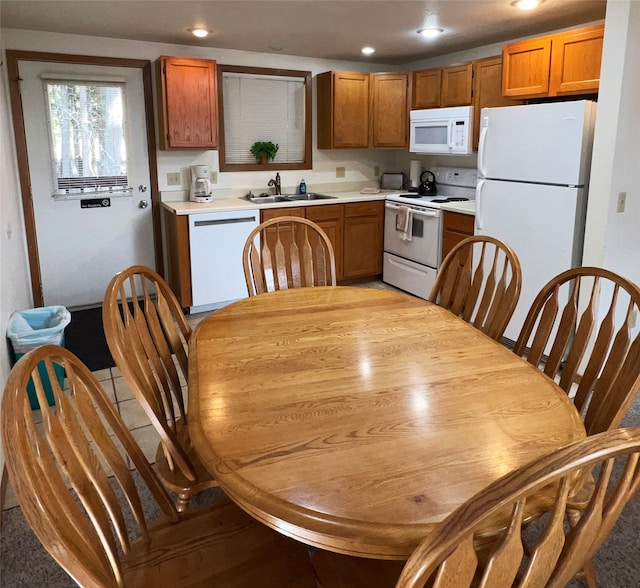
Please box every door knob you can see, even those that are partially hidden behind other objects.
[139,200,149,209]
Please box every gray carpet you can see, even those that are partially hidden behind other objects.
[2,396,639,587]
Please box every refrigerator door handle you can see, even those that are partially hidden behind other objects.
[475,179,484,232]
[478,123,488,178]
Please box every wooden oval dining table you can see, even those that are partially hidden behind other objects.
[188,286,585,561]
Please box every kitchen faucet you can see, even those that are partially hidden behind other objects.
[268,173,281,195]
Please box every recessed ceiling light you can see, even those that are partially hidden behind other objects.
[361,47,375,56]
[417,28,444,39]
[191,28,209,38]
[511,0,544,10]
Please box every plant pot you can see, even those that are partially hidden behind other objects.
[259,155,268,165]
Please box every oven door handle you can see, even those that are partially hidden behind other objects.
[385,203,439,218]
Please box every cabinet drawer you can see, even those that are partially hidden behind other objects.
[443,211,474,235]
[345,201,383,217]
[305,204,343,221]
[261,207,305,222]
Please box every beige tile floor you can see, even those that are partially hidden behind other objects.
[2,280,401,511]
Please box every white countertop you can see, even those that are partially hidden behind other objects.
[439,200,476,216]
[162,190,391,215]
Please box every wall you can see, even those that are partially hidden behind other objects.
[0,63,33,472]
[583,0,640,289]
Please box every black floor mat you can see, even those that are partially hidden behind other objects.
[64,306,115,372]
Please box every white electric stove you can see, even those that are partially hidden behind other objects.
[383,167,477,298]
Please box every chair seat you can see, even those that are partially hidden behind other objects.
[123,498,317,587]
[154,418,218,497]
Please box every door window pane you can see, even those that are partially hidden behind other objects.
[45,80,130,197]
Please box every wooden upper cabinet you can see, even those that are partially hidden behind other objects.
[157,56,218,149]
[502,37,552,98]
[441,63,473,106]
[472,56,522,148]
[317,71,369,149]
[370,72,409,148]
[412,68,442,109]
[502,24,604,99]
[412,63,473,109]
[317,71,408,149]
[549,25,604,96]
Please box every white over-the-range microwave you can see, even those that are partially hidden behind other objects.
[409,106,474,155]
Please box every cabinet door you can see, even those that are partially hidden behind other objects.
[158,56,218,149]
[343,202,383,279]
[472,56,522,149]
[305,205,344,279]
[441,63,473,106]
[502,37,552,98]
[371,73,409,148]
[549,24,604,96]
[412,68,441,109]
[162,208,192,307]
[442,211,475,261]
[332,72,370,148]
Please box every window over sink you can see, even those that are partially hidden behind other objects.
[218,65,312,172]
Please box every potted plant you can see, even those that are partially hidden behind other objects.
[250,141,279,164]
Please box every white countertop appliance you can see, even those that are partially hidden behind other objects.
[475,99,597,345]
[383,167,477,298]
[190,164,213,203]
[410,106,474,155]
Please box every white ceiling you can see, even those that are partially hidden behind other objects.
[1,0,607,65]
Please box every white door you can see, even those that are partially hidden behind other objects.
[475,179,586,343]
[18,61,155,309]
[477,100,596,185]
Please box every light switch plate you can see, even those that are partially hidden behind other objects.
[617,191,626,213]
[167,172,181,186]
[336,166,345,178]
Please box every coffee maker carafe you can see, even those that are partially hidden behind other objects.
[190,165,212,203]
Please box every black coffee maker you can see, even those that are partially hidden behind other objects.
[418,171,437,196]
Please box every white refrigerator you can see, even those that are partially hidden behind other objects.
[475,100,597,344]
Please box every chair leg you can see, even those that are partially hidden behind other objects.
[0,466,8,530]
[176,490,191,512]
[566,508,598,588]
[580,559,598,588]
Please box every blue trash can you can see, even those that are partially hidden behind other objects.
[7,306,71,409]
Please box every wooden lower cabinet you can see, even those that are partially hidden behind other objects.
[442,211,475,261]
[305,204,343,279]
[162,207,192,307]
[262,201,383,281]
[342,201,384,279]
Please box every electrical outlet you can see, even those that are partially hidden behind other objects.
[166,172,181,186]
[616,191,627,213]
[374,165,380,177]
[336,166,346,178]
[210,171,218,184]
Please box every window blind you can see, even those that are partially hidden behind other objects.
[223,73,305,164]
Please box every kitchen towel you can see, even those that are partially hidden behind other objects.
[395,206,413,241]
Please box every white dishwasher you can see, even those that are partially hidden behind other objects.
[188,208,259,310]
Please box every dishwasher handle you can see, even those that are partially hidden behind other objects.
[193,215,257,228]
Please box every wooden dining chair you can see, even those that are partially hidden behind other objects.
[243,215,337,296]
[429,235,522,341]
[1,345,317,588]
[513,266,640,436]
[396,427,640,588]
[103,264,216,512]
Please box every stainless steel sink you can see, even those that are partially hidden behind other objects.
[243,193,336,204]
[244,195,291,203]
[281,193,336,201]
